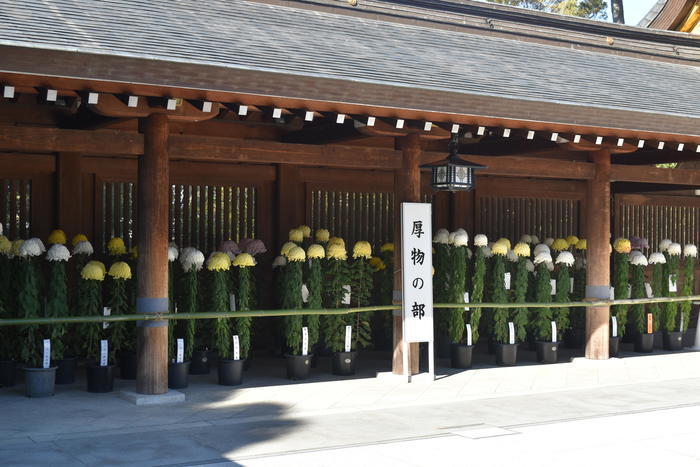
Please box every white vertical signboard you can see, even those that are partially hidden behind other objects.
[401,202,433,381]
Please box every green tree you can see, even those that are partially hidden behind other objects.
[487,0,608,20]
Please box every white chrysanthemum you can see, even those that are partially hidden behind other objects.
[530,235,539,244]
[272,255,287,268]
[179,247,204,272]
[683,244,697,258]
[0,222,3,236]
[433,229,449,244]
[525,259,535,272]
[520,234,532,244]
[631,254,648,266]
[659,239,672,252]
[667,243,682,256]
[544,238,554,247]
[474,234,488,247]
[506,249,518,263]
[168,246,179,262]
[447,232,456,245]
[73,240,94,256]
[555,251,575,267]
[19,238,45,257]
[629,250,643,260]
[648,252,666,265]
[46,244,70,262]
[481,246,493,258]
[453,232,469,247]
[534,244,550,256]
[534,252,552,265]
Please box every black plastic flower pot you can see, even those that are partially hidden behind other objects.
[168,361,190,389]
[449,344,473,369]
[609,336,620,357]
[218,359,245,386]
[0,360,17,387]
[663,331,684,351]
[564,328,585,349]
[635,333,655,353]
[54,357,77,385]
[86,364,115,393]
[118,351,137,380]
[332,351,357,376]
[496,343,518,366]
[535,341,559,364]
[24,367,56,398]
[286,354,312,380]
[189,350,210,375]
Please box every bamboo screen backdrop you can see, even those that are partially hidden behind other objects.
[0,178,32,239]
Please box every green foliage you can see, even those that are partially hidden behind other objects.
[108,278,130,354]
[322,258,351,353]
[553,265,570,337]
[663,253,680,331]
[233,267,253,359]
[612,252,629,337]
[486,0,607,19]
[46,261,69,360]
[680,257,695,333]
[282,261,304,355]
[630,264,647,334]
[649,263,663,333]
[19,259,43,368]
[78,278,103,361]
[306,259,323,351]
[446,246,466,343]
[350,258,373,350]
[178,268,199,360]
[210,270,231,359]
[511,257,529,342]
[570,260,587,330]
[491,255,510,344]
[532,262,554,341]
[433,244,451,337]
[469,247,486,344]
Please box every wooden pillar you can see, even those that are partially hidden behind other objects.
[584,149,611,360]
[56,152,82,237]
[136,114,169,395]
[393,134,422,375]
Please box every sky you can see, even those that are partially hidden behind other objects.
[615,0,659,26]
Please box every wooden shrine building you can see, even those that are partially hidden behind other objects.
[1,0,699,395]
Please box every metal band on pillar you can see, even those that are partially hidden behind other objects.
[136,297,169,327]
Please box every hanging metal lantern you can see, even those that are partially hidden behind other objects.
[420,133,486,191]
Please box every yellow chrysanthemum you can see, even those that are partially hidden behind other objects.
[11,239,24,256]
[280,241,297,257]
[307,244,325,259]
[566,235,579,246]
[513,242,530,257]
[81,262,106,281]
[107,237,127,256]
[315,229,330,243]
[497,238,511,250]
[614,238,632,254]
[352,241,372,259]
[298,225,311,238]
[129,245,138,259]
[491,242,508,256]
[71,233,89,246]
[87,260,106,274]
[380,243,394,253]
[233,252,256,268]
[47,229,67,245]
[551,238,569,251]
[575,239,587,250]
[0,235,11,254]
[328,236,345,248]
[108,261,132,280]
[369,256,386,271]
[287,246,306,262]
[207,252,231,271]
[327,243,347,260]
[289,228,303,243]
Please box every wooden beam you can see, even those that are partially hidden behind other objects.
[611,165,700,186]
[0,126,142,155]
[91,93,219,122]
[613,149,700,165]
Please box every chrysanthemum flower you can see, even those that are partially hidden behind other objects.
[108,261,132,279]
[46,244,70,262]
[315,229,330,243]
[474,234,488,247]
[81,261,106,281]
[513,242,530,257]
[233,252,256,268]
[327,244,347,260]
[47,229,67,245]
[287,246,306,262]
[289,229,303,243]
[207,252,231,271]
[307,244,325,259]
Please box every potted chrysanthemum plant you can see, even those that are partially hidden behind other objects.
[432,228,451,355]
[679,245,697,344]
[18,238,55,397]
[282,245,312,379]
[321,242,353,373]
[611,238,632,356]
[446,232,472,368]
[470,234,488,352]
[532,248,557,364]
[662,242,684,350]
[548,251,574,362]
[629,251,648,354]
[204,252,236,385]
[511,242,531,349]
[565,239,587,348]
[636,252,664,352]
[490,241,517,366]
[45,243,75,384]
[305,244,324,361]
[106,261,133,379]
[177,247,205,376]
[369,242,393,350]
[0,231,18,387]
[79,261,115,392]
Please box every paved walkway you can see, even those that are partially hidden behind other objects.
[1,345,699,466]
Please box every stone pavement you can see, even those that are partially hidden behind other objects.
[1,344,700,466]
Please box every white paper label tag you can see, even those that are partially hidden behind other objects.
[302,327,309,356]
[344,325,352,352]
[229,293,236,312]
[645,283,653,298]
[669,278,677,293]
[550,279,556,295]
[301,284,309,304]
[504,272,511,290]
[627,285,632,299]
[42,339,51,369]
[466,323,472,346]
[176,338,184,363]
[680,313,684,331]
[609,287,615,301]
[463,292,470,311]
[103,307,111,329]
[233,335,240,360]
[508,322,515,345]
[342,285,351,305]
[611,316,618,337]
[100,340,108,367]
[570,277,574,294]
[551,321,557,343]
